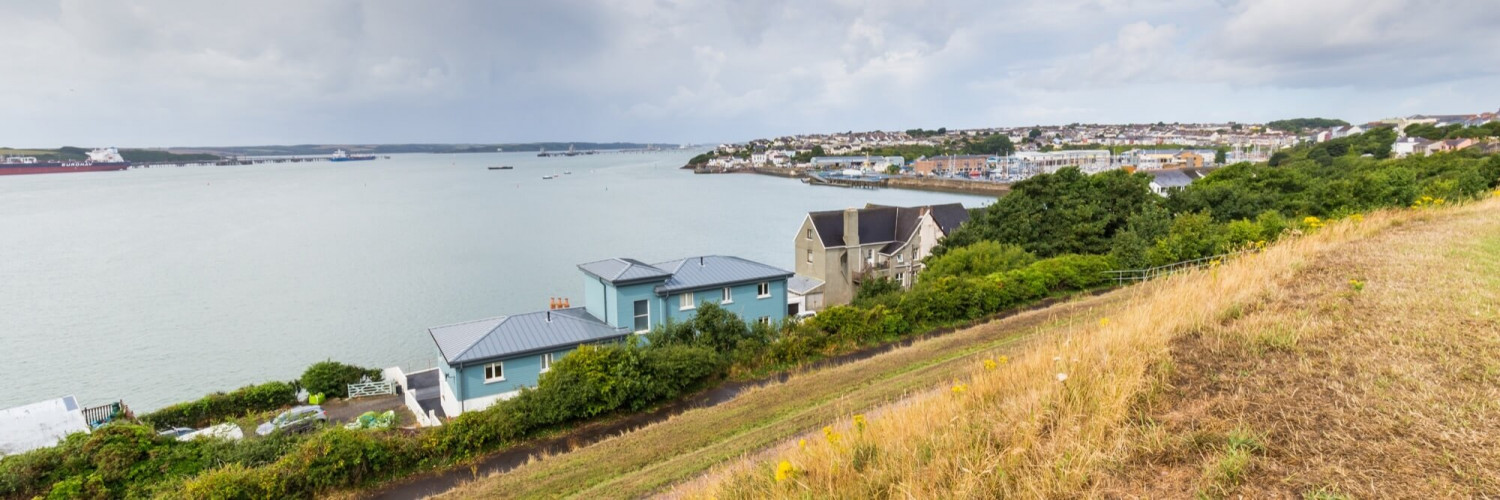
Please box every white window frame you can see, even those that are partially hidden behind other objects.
[632,299,650,333]
[757,316,770,326]
[721,287,733,304]
[805,227,812,240]
[896,272,905,286]
[540,353,554,373]
[806,249,813,263]
[679,292,695,311]
[483,362,505,383]
[757,282,770,298]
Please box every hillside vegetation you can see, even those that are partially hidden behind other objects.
[684,197,1500,498]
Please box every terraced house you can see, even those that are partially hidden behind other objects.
[794,203,969,308]
[419,255,791,417]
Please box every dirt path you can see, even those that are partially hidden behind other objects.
[358,290,1120,499]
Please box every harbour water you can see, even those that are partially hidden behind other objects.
[0,151,992,411]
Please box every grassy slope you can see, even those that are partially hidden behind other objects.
[682,199,1500,498]
[439,291,1129,498]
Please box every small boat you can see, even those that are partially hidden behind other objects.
[563,171,572,175]
[488,166,513,170]
[541,175,557,180]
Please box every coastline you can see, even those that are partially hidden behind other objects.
[686,164,1009,197]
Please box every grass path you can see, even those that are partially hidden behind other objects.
[440,288,1128,498]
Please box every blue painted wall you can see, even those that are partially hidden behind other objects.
[661,280,788,325]
[445,348,571,401]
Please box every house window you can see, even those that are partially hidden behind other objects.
[679,292,695,310]
[633,300,649,333]
[757,282,770,298]
[805,227,812,240]
[896,272,905,285]
[757,316,770,326]
[483,362,505,383]
[540,353,554,373]
[722,287,733,304]
[806,250,813,263]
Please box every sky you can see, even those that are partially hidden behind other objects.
[2,0,1498,147]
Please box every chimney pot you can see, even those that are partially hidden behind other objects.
[546,310,551,322]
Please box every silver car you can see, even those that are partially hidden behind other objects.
[255,405,327,436]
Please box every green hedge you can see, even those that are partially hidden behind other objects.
[138,381,297,429]
[299,361,382,399]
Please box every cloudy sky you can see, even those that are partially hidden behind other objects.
[2,0,1498,147]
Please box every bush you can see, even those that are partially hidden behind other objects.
[139,381,297,429]
[300,361,382,399]
[922,240,1035,280]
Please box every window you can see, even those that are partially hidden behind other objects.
[757,282,770,298]
[805,227,812,240]
[632,300,649,333]
[806,250,813,263]
[540,353,554,373]
[483,362,505,383]
[897,252,904,264]
[757,316,770,326]
[896,272,906,286]
[679,292,695,310]
[721,287,733,304]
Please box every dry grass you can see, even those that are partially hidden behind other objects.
[440,287,1126,498]
[682,200,1500,499]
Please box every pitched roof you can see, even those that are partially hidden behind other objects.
[651,255,794,293]
[577,258,672,284]
[806,203,970,249]
[1148,168,1196,189]
[429,308,628,365]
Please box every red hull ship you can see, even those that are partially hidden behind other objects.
[1,147,131,176]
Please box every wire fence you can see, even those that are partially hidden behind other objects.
[1102,249,1254,285]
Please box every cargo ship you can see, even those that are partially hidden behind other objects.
[329,149,376,162]
[0,147,131,176]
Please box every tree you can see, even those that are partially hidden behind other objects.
[1027,128,1042,140]
[963,134,1015,156]
[934,167,1157,258]
[853,276,903,304]
[885,164,901,175]
[300,361,382,398]
[923,241,1035,279]
[811,145,826,157]
[1214,148,1228,165]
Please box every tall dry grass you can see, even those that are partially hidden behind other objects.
[683,207,1428,499]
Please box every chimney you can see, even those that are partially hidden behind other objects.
[699,256,705,266]
[549,297,557,310]
[562,297,570,308]
[842,208,860,247]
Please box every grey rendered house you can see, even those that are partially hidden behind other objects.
[793,203,969,307]
[421,255,791,417]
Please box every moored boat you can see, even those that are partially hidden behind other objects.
[0,147,131,176]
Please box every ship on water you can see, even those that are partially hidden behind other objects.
[0,147,131,176]
[329,149,376,162]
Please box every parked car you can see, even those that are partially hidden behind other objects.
[179,422,244,442]
[255,405,327,436]
[157,427,195,439]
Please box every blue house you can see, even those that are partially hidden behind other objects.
[423,255,791,416]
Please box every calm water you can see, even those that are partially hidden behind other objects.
[0,151,991,411]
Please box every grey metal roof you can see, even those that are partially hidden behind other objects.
[651,255,794,294]
[429,308,628,365]
[1148,168,1195,189]
[577,258,672,284]
[787,275,826,295]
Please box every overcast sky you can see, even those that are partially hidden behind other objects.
[2,0,1498,147]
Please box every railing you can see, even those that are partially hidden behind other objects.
[1102,249,1253,285]
[346,379,396,398]
[82,401,128,429]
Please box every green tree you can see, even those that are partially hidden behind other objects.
[1214,148,1228,165]
[300,361,382,398]
[923,241,1036,280]
[935,167,1157,258]
[963,134,1016,156]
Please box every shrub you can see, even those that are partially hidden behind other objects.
[138,381,297,429]
[923,240,1036,280]
[299,361,382,399]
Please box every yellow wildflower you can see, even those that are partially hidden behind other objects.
[1350,214,1364,223]
[997,355,1009,365]
[1302,216,1323,229]
[1099,317,1110,327]
[1349,279,1365,291]
[853,414,867,432]
[823,425,840,444]
[983,358,997,370]
[775,460,796,482]
[798,438,806,450]
[951,383,968,394]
